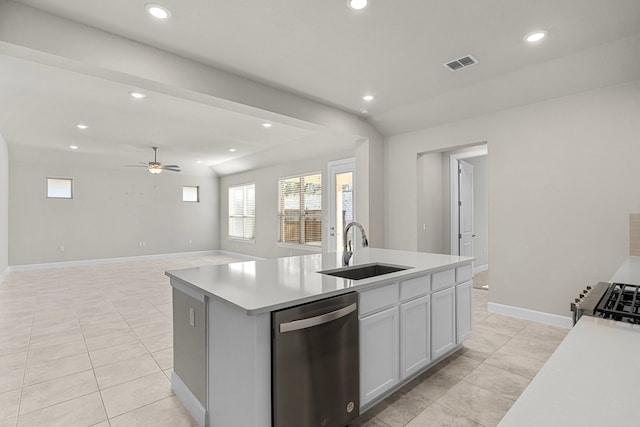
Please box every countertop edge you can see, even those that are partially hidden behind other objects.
[166,256,474,315]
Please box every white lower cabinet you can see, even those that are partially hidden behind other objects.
[359,306,399,406]
[431,286,456,359]
[456,281,472,343]
[400,295,431,380]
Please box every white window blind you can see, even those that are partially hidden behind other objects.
[228,183,256,240]
[47,177,73,199]
[278,173,322,247]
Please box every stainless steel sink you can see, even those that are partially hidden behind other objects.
[319,263,411,280]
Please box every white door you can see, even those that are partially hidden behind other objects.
[328,158,355,252]
[458,160,474,257]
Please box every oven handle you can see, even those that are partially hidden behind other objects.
[279,303,357,333]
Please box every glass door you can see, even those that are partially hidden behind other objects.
[328,158,355,253]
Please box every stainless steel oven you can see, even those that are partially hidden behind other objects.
[272,292,359,427]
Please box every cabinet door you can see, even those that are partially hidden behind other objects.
[456,281,472,343]
[360,306,399,406]
[400,295,430,380]
[431,287,456,360]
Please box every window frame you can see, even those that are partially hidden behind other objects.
[182,185,200,203]
[228,182,256,242]
[46,177,74,199]
[277,172,322,250]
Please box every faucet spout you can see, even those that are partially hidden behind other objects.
[342,222,368,266]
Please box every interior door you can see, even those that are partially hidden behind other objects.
[458,160,474,257]
[328,158,356,252]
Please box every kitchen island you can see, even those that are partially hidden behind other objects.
[166,248,474,427]
[498,256,640,426]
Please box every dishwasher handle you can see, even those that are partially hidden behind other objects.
[279,302,357,333]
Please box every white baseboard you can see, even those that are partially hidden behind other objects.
[215,250,265,261]
[0,266,8,284]
[171,371,206,427]
[473,264,488,275]
[487,302,572,329]
[9,250,263,272]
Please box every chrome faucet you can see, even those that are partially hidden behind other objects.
[343,222,368,265]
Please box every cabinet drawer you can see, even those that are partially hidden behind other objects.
[400,275,430,301]
[456,264,473,283]
[359,283,399,317]
[431,269,455,292]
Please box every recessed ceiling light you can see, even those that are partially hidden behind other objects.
[145,3,171,19]
[229,148,237,152]
[362,95,375,102]
[76,124,88,130]
[69,145,79,150]
[347,0,368,10]
[525,30,547,43]
[129,91,146,99]
[261,123,273,128]
[196,160,203,164]
[360,108,369,115]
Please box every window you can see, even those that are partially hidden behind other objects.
[182,186,200,202]
[228,183,255,240]
[47,177,73,199]
[278,173,322,247]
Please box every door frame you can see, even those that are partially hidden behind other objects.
[449,147,487,255]
[327,158,356,253]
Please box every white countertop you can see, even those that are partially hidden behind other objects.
[609,256,640,284]
[498,315,640,427]
[165,248,473,315]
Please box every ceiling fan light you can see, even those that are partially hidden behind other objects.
[149,163,162,174]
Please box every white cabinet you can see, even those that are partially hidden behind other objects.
[400,294,431,380]
[358,263,472,408]
[431,286,456,359]
[456,280,472,343]
[359,305,399,406]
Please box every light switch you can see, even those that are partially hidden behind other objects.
[189,307,195,327]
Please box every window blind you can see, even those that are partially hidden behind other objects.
[228,183,256,240]
[278,173,322,246]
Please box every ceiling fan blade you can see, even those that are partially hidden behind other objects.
[162,167,181,172]
[162,164,180,168]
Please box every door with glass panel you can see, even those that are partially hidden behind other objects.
[328,158,356,253]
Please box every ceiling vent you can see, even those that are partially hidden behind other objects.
[444,55,478,72]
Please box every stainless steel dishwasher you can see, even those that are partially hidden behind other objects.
[272,292,359,427]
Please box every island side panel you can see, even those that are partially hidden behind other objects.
[171,284,207,426]
[208,297,271,427]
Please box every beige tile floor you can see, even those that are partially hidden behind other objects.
[0,257,569,427]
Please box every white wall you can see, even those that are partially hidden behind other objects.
[219,149,353,259]
[9,146,219,266]
[417,153,444,253]
[0,133,8,280]
[466,155,488,268]
[385,81,640,318]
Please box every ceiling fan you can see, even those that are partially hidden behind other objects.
[125,146,181,174]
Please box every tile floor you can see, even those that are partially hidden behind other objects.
[0,256,570,427]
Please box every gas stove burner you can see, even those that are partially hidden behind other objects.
[594,282,640,324]
[571,282,640,325]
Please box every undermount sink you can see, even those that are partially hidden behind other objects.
[319,263,411,280]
